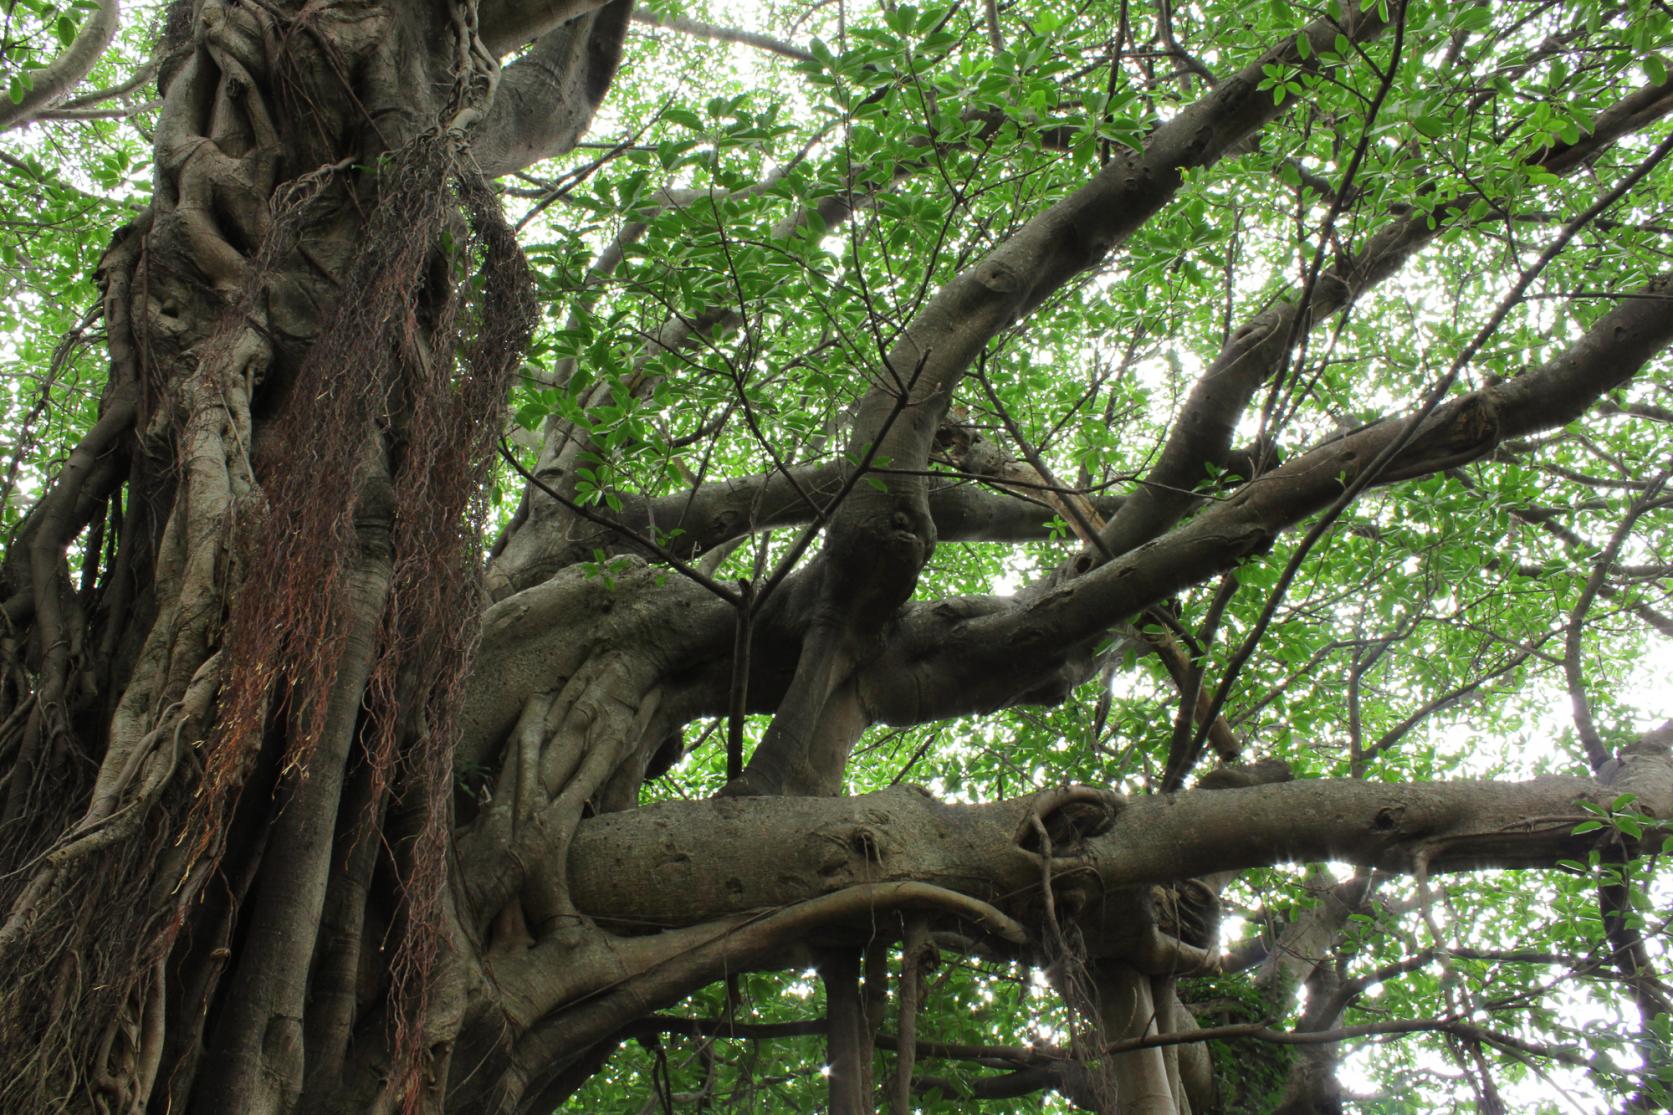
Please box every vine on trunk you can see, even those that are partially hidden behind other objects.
[0,0,535,1107]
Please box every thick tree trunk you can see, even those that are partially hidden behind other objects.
[0,2,618,1111]
[2,2,1671,1112]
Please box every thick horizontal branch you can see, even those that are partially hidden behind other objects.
[565,748,1673,933]
[523,460,1125,565]
[1103,1017,1591,1069]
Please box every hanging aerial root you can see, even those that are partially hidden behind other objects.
[481,882,1029,1110]
[157,121,539,1106]
[3,1,534,1106]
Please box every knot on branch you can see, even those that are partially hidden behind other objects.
[1377,394,1502,484]
[974,257,1022,296]
[1016,788,1121,857]
[822,502,933,624]
[813,821,890,882]
[1151,878,1221,952]
[1602,735,1673,816]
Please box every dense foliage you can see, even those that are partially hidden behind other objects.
[507,7,1673,1102]
[3,0,1672,1111]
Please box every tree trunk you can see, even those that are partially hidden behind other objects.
[3,2,1672,1112]
[0,1,623,1110]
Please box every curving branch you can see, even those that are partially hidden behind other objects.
[472,0,632,178]
[41,56,155,110]
[732,0,1394,797]
[567,748,1673,931]
[858,274,1673,730]
[479,0,618,56]
[1088,70,1673,568]
[630,10,813,62]
[1564,469,1673,771]
[477,881,1029,1108]
[0,0,121,133]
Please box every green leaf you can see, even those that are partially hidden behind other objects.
[1454,7,1492,32]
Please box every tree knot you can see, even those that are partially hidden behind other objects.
[1016,787,1122,856]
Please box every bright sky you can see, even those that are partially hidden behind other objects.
[4,3,1667,1110]
[609,8,1672,1109]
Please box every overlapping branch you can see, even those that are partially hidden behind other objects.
[566,752,1673,932]
[734,0,1394,795]
[861,273,1673,728]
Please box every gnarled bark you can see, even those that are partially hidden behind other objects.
[2,2,1671,1112]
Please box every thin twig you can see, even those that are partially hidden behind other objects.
[497,441,740,606]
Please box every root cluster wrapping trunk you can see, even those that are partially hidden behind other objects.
[0,0,1607,1111]
[0,2,538,1110]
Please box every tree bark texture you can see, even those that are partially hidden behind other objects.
[0,2,1670,1113]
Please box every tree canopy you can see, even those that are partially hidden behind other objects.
[1,0,1672,1112]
